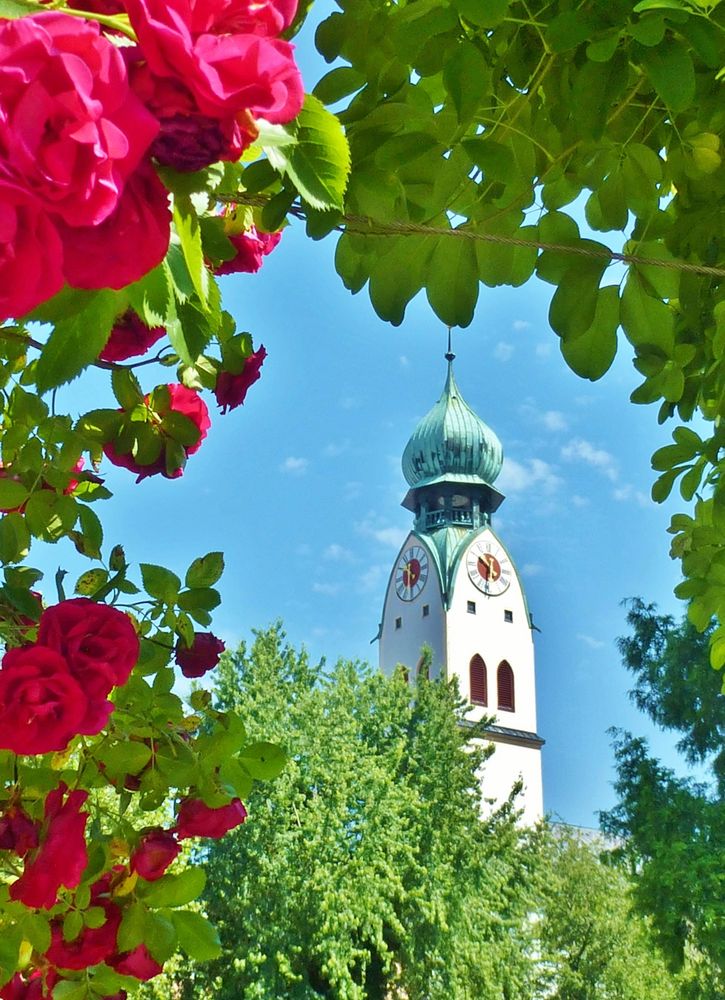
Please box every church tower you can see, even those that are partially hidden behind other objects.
[378,352,544,825]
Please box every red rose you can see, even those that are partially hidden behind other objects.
[214,345,267,414]
[10,784,88,909]
[0,13,158,227]
[57,163,170,291]
[125,53,257,171]
[215,227,281,276]
[0,806,39,856]
[0,971,58,1000]
[174,632,225,678]
[109,944,163,981]
[0,183,64,322]
[124,0,303,122]
[104,384,211,480]
[130,828,180,881]
[100,311,166,363]
[38,598,140,704]
[46,900,121,970]
[176,797,247,839]
[0,646,89,755]
[175,0,297,36]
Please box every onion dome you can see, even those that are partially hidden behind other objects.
[402,361,503,488]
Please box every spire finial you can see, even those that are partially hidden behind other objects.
[445,326,455,363]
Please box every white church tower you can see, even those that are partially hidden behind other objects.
[378,350,544,825]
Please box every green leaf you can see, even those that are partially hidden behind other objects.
[0,513,30,564]
[24,493,78,543]
[173,195,209,307]
[426,234,479,328]
[0,480,28,510]
[172,910,222,961]
[641,39,695,112]
[238,741,287,780]
[140,563,181,604]
[266,95,350,211]
[141,867,207,908]
[368,236,433,326]
[145,911,177,962]
[452,0,508,27]
[546,10,592,52]
[74,569,108,596]
[621,273,674,352]
[0,0,31,17]
[443,41,490,124]
[52,982,87,1000]
[549,260,607,341]
[177,587,221,613]
[186,551,224,588]
[111,368,144,410]
[100,740,153,778]
[0,925,21,986]
[559,285,619,381]
[313,66,365,105]
[77,506,103,560]
[117,901,147,953]
[35,291,120,393]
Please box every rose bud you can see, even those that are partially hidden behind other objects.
[174,632,225,678]
[130,829,180,881]
[109,944,163,981]
[214,345,267,414]
[176,797,247,840]
[100,311,165,363]
[214,226,281,276]
[0,806,39,856]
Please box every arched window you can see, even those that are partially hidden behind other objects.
[469,655,487,705]
[497,661,515,711]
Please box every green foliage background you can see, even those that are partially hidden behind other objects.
[140,626,693,1000]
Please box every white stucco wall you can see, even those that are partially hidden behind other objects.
[447,527,538,734]
[474,737,544,827]
[379,532,445,679]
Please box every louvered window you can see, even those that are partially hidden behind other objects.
[497,661,515,711]
[469,655,487,705]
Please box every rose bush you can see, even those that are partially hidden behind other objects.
[0,0,348,990]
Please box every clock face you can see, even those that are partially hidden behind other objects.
[466,538,512,596]
[395,545,429,601]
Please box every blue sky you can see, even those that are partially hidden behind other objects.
[38,1,697,828]
[49,223,690,829]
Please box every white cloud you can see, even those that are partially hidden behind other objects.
[520,402,569,433]
[339,395,359,410]
[497,457,562,495]
[613,484,649,508]
[513,320,531,332]
[323,440,350,458]
[494,341,514,362]
[400,355,410,368]
[356,516,407,550]
[577,634,606,650]
[541,410,568,432]
[324,543,354,562]
[359,564,386,593]
[561,438,618,481]
[312,581,340,596]
[280,456,309,475]
[571,494,589,508]
[535,342,552,358]
[522,563,543,577]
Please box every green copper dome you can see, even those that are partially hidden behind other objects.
[402,362,503,488]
